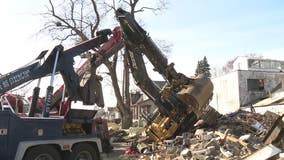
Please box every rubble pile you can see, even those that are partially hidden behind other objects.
[109,127,146,143]
[148,130,262,160]
[109,129,128,142]
[117,110,284,160]
[216,110,279,137]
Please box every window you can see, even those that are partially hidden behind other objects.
[247,79,264,91]
[271,61,281,70]
[259,60,270,69]
[248,59,260,69]
[281,62,284,70]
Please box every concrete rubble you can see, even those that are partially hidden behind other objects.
[111,110,284,160]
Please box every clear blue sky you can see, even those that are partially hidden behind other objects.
[140,0,284,76]
[1,0,284,105]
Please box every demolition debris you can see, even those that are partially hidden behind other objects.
[111,110,284,160]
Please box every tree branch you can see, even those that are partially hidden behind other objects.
[90,0,100,38]
[135,6,162,14]
[121,0,130,6]
[48,0,88,41]
[112,52,118,68]
[80,0,84,32]
[69,0,77,28]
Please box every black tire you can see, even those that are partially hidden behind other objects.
[23,145,62,160]
[69,143,99,160]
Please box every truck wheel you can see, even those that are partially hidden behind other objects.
[69,143,99,160]
[24,145,62,160]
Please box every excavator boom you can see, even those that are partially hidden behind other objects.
[116,8,217,141]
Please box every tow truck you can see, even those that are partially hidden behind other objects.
[0,27,122,160]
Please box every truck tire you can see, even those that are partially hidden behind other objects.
[23,145,62,160]
[69,143,99,160]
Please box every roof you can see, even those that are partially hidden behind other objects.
[130,91,143,105]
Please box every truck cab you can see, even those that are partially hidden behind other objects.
[0,101,102,160]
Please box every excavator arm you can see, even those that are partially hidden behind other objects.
[116,8,217,141]
[116,9,183,117]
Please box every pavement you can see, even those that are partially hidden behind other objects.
[101,142,130,160]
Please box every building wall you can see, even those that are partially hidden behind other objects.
[233,57,249,71]
[238,70,284,106]
[211,69,284,114]
[107,107,121,121]
[210,71,240,114]
[131,99,157,121]
[233,57,284,72]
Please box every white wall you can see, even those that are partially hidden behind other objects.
[210,71,240,114]
[233,57,248,71]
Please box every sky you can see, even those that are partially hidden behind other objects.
[140,0,284,76]
[1,0,284,106]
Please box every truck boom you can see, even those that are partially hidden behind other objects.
[0,32,110,102]
[50,27,123,113]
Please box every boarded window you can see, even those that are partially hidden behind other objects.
[247,79,264,91]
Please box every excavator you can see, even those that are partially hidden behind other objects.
[115,8,220,141]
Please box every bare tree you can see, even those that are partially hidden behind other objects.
[245,53,263,59]
[222,58,236,74]
[40,0,134,128]
[40,0,101,42]
[102,0,169,17]
[40,0,170,129]
[222,54,263,75]
[103,0,170,128]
